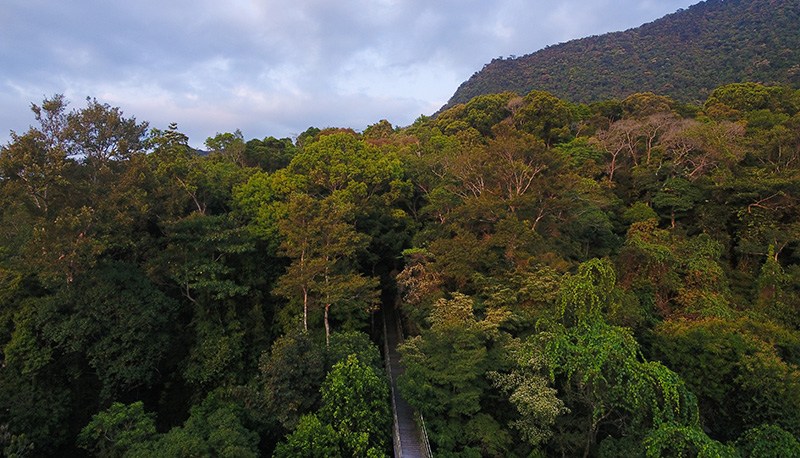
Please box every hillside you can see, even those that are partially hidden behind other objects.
[445,0,800,108]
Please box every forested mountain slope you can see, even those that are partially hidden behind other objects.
[446,0,800,108]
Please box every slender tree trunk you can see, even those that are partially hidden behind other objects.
[584,417,594,458]
[324,304,331,346]
[302,285,309,331]
[324,264,331,346]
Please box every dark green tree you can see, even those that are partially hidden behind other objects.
[257,330,325,430]
[77,402,156,458]
[319,354,391,456]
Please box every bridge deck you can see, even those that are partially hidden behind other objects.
[384,307,428,458]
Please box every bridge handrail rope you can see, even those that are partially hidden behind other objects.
[383,310,404,458]
[393,310,434,458]
[418,411,434,458]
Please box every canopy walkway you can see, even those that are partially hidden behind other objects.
[383,307,433,458]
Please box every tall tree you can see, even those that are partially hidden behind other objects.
[273,193,378,343]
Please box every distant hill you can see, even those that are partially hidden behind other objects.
[445,0,800,109]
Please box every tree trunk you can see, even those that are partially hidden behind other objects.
[303,285,309,331]
[583,416,594,458]
[324,304,331,346]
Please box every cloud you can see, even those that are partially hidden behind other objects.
[1,0,697,147]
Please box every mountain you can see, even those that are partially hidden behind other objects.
[445,0,800,109]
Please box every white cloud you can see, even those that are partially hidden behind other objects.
[1,0,697,147]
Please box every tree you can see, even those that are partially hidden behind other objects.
[363,119,395,140]
[617,220,732,318]
[0,423,34,458]
[643,423,736,458]
[399,293,512,456]
[55,262,179,400]
[155,213,253,304]
[704,83,797,118]
[514,90,575,147]
[278,131,404,202]
[205,130,246,167]
[273,414,344,458]
[243,136,296,171]
[273,193,378,343]
[326,330,382,371]
[319,354,391,456]
[2,262,178,410]
[66,96,148,183]
[734,424,800,458]
[651,317,800,441]
[755,248,800,329]
[621,92,675,119]
[128,394,259,458]
[0,95,71,215]
[77,402,156,458]
[591,119,640,181]
[489,340,567,448]
[257,330,325,430]
[147,124,251,216]
[541,260,701,457]
[652,177,703,228]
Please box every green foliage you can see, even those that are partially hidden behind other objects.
[643,423,736,458]
[652,317,800,441]
[538,260,703,456]
[258,330,325,430]
[490,341,566,447]
[63,262,179,399]
[273,349,390,458]
[622,93,677,119]
[66,96,148,170]
[273,414,344,458]
[555,258,617,326]
[734,424,800,458]
[756,249,800,328]
[399,293,512,456]
[514,90,575,146]
[77,402,156,458]
[436,92,516,136]
[319,354,391,456]
[184,320,247,390]
[5,57,800,458]
[0,326,72,454]
[0,424,34,458]
[617,220,733,319]
[363,119,395,140]
[1,262,178,404]
[326,330,382,371]
[243,136,297,171]
[705,83,799,117]
[623,203,658,225]
[279,131,404,201]
[272,193,379,340]
[129,394,259,458]
[205,130,246,166]
[542,322,700,455]
[232,170,287,252]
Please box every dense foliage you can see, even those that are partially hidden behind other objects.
[446,0,800,108]
[2,81,800,457]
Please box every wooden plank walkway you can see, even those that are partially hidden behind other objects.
[383,307,430,458]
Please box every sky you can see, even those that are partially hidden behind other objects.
[1,0,698,148]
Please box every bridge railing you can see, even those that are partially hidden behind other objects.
[393,309,433,458]
[382,310,404,458]
[418,411,434,458]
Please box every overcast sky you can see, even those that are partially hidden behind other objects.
[1,0,697,147]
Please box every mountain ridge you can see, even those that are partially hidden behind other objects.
[444,0,800,109]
